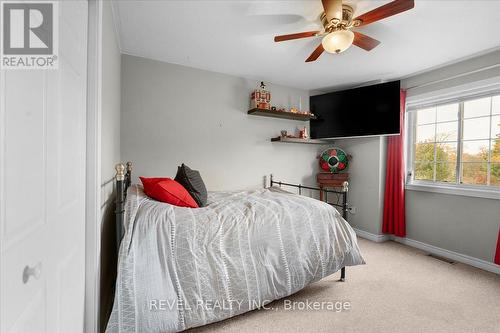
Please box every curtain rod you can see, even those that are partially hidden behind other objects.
[406,63,500,91]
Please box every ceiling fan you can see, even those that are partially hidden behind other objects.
[274,0,415,62]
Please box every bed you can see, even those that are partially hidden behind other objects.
[106,163,365,333]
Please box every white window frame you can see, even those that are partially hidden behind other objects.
[405,82,500,200]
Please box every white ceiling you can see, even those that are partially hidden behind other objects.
[112,0,500,91]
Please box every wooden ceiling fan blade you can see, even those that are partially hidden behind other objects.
[352,32,381,51]
[274,31,320,42]
[354,0,414,27]
[321,0,343,22]
[305,44,325,62]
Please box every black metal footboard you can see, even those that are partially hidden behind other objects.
[270,174,349,219]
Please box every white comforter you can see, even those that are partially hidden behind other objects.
[106,185,365,333]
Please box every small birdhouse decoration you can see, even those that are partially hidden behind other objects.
[251,81,271,110]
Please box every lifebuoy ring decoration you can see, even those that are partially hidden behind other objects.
[319,148,349,173]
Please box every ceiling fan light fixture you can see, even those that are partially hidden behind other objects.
[321,29,354,54]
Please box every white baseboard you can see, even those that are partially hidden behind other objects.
[392,236,500,275]
[353,228,391,243]
[353,228,500,275]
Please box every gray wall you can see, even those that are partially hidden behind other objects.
[100,1,121,330]
[101,1,121,199]
[405,191,500,262]
[334,137,387,235]
[401,49,500,263]
[334,49,500,263]
[119,47,500,263]
[403,48,500,97]
[121,54,329,191]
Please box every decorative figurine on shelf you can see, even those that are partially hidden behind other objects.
[319,148,350,173]
[251,81,271,110]
[298,126,308,139]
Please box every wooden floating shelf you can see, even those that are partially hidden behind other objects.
[271,137,334,144]
[248,108,316,121]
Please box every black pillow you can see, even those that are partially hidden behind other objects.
[174,164,207,207]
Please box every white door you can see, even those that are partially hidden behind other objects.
[0,1,88,332]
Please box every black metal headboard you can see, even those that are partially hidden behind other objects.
[114,162,132,252]
[270,174,349,220]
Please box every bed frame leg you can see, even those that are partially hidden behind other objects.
[339,267,346,282]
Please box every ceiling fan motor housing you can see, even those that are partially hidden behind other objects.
[321,5,361,33]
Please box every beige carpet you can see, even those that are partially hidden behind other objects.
[188,239,500,333]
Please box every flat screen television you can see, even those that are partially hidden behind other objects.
[310,80,401,139]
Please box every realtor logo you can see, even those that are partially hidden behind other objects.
[1,1,58,69]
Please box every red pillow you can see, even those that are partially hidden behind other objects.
[139,177,199,208]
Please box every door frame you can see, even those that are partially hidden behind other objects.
[85,0,102,332]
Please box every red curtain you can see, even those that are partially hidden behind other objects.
[495,226,500,265]
[382,90,407,237]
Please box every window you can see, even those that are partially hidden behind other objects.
[408,93,500,191]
